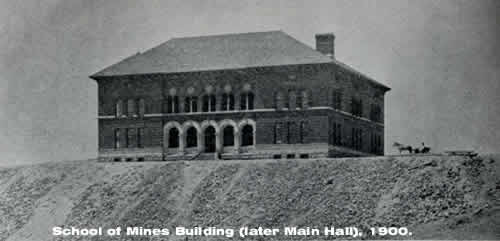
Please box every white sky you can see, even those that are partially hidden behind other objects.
[1,0,499,165]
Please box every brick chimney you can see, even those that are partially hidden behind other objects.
[315,33,335,58]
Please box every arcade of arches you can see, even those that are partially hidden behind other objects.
[163,119,256,154]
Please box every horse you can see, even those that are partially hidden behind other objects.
[414,142,431,154]
[419,142,431,153]
[393,142,413,154]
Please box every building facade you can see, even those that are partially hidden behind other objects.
[90,31,390,161]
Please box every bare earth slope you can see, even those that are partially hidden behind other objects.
[0,155,499,240]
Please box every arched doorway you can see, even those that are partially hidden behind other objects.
[223,126,235,146]
[204,126,216,153]
[241,125,254,146]
[186,126,198,148]
[168,128,180,148]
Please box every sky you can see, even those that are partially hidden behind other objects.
[1,0,499,166]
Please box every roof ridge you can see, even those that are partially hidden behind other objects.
[169,30,283,41]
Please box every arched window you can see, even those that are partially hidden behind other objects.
[166,96,179,113]
[223,126,235,146]
[116,100,123,117]
[168,128,180,148]
[204,126,216,153]
[274,92,284,110]
[240,92,254,110]
[241,125,254,146]
[184,96,198,113]
[127,99,136,116]
[221,93,235,111]
[202,94,216,112]
[186,127,198,148]
[137,98,145,116]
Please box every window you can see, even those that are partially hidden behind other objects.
[351,97,363,117]
[351,128,363,150]
[378,135,382,154]
[370,104,382,123]
[333,123,342,145]
[138,99,145,117]
[241,125,254,146]
[186,127,198,148]
[332,89,343,110]
[275,92,284,110]
[127,99,136,116]
[166,96,179,113]
[298,90,309,109]
[370,133,375,153]
[223,126,235,146]
[221,93,235,111]
[137,128,144,148]
[371,133,382,154]
[288,90,296,110]
[358,129,362,150]
[274,122,283,144]
[202,94,216,112]
[240,92,254,110]
[168,128,180,148]
[114,129,121,148]
[204,126,216,153]
[299,121,306,143]
[115,100,124,117]
[351,128,355,149]
[125,128,132,148]
[184,96,198,113]
[296,91,303,109]
[286,121,295,144]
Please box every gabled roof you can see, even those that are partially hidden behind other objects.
[91,30,333,77]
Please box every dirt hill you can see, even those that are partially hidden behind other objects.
[1,155,499,240]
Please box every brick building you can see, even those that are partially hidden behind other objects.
[90,31,390,161]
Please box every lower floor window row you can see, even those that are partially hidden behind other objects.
[114,128,144,149]
[274,121,307,144]
[164,121,255,153]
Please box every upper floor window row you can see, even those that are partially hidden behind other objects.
[170,91,255,113]
[332,90,381,123]
[116,98,145,118]
[274,90,310,110]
